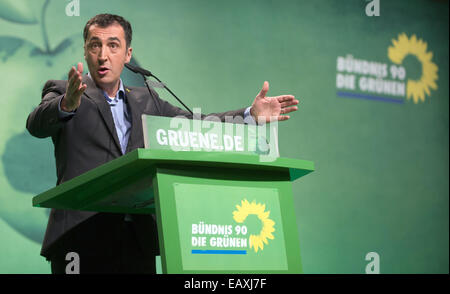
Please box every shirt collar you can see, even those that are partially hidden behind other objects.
[87,72,125,102]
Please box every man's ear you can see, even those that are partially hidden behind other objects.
[125,47,132,63]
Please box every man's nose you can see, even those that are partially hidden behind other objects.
[98,46,108,62]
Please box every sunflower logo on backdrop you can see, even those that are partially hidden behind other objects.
[233,199,275,253]
[388,33,439,104]
[336,33,439,105]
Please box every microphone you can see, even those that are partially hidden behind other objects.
[124,63,193,115]
[124,62,152,77]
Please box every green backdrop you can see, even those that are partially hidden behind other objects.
[0,0,448,273]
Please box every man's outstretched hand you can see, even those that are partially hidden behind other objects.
[250,81,299,124]
[61,62,87,112]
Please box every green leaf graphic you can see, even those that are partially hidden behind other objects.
[0,0,37,24]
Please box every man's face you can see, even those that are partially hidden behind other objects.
[84,23,132,92]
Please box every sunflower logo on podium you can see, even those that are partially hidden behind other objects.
[233,199,275,253]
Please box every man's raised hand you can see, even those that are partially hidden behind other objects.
[250,81,299,124]
[61,62,87,112]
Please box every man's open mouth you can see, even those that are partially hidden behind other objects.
[97,67,109,75]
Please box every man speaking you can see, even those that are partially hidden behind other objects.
[26,13,299,274]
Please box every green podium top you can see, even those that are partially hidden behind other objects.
[32,149,314,214]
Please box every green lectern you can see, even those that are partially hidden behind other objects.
[32,115,314,274]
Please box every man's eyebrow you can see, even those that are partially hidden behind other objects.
[88,36,101,42]
[88,36,121,43]
[107,37,121,43]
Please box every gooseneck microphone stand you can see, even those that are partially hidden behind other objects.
[124,63,193,115]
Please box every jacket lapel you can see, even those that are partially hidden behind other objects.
[82,75,122,153]
[124,86,144,153]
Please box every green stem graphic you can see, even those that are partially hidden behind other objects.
[41,0,51,53]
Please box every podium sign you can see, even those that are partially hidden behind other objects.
[173,183,291,271]
[153,163,305,273]
[142,115,279,159]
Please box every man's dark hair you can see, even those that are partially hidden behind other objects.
[83,14,132,48]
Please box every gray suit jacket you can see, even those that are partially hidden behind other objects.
[26,74,247,259]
